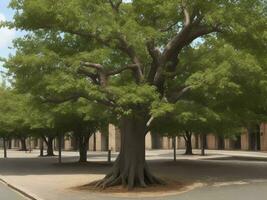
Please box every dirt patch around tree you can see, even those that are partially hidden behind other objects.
[72,179,204,198]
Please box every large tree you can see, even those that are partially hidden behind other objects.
[4,0,267,189]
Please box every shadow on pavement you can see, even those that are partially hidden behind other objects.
[0,154,267,185]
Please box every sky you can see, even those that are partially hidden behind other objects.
[0,0,24,83]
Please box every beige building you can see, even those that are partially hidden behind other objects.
[3,123,267,152]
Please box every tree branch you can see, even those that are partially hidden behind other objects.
[146,41,161,83]
[80,62,108,86]
[160,21,181,32]
[161,5,191,63]
[107,64,138,76]
[153,5,193,85]
[80,62,103,70]
[77,67,99,84]
[108,0,122,12]
[169,86,191,103]
[40,92,114,107]
[117,36,144,82]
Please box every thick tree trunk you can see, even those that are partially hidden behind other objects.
[93,116,163,189]
[78,135,90,163]
[3,137,7,158]
[45,136,55,156]
[20,138,28,151]
[183,131,193,155]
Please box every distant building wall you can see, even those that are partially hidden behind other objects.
[224,139,232,150]
[206,134,217,149]
[108,124,121,152]
[96,131,108,151]
[145,132,152,150]
[260,123,267,151]
[241,129,249,150]
[7,123,267,152]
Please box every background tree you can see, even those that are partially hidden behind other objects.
[0,86,32,157]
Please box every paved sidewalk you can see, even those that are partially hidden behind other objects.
[0,182,28,200]
[0,149,267,200]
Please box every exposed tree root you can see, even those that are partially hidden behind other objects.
[91,159,165,190]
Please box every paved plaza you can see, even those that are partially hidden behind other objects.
[1,149,267,200]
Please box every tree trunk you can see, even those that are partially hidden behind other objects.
[201,134,206,156]
[78,135,90,163]
[58,135,62,164]
[46,136,55,156]
[93,133,96,151]
[172,136,176,161]
[20,138,28,151]
[3,137,7,158]
[93,116,163,189]
[39,138,44,157]
[183,131,193,155]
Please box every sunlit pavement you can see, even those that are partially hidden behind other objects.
[0,182,28,200]
[1,149,267,200]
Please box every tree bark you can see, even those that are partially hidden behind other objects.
[40,138,44,157]
[93,132,96,151]
[201,134,206,156]
[58,135,62,164]
[93,116,163,189]
[45,136,55,156]
[20,138,28,151]
[183,131,193,155]
[172,136,176,161]
[3,137,7,158]
[78,135,90,163]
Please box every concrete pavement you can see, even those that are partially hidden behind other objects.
[0,182,28,200]
[1,149,267,200]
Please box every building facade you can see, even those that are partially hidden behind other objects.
[3,123,267,152]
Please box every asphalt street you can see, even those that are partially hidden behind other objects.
[0,182,27,200]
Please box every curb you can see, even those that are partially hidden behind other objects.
[0,178,41,200]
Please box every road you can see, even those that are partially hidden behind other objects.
[0,182,27,200]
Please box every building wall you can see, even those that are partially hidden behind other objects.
[206,134,217,149]
[260,123,267,151]
[64,137,73,151]
[145,132,152,150]
[108,124,121,152]
[224,139,232,150]
[241,129,249,150]
[177,136,185,149]
[6,123,267,152]
[162,137,172,149]
[96,131,108,151]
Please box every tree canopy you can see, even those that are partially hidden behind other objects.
[2,0,267,189]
